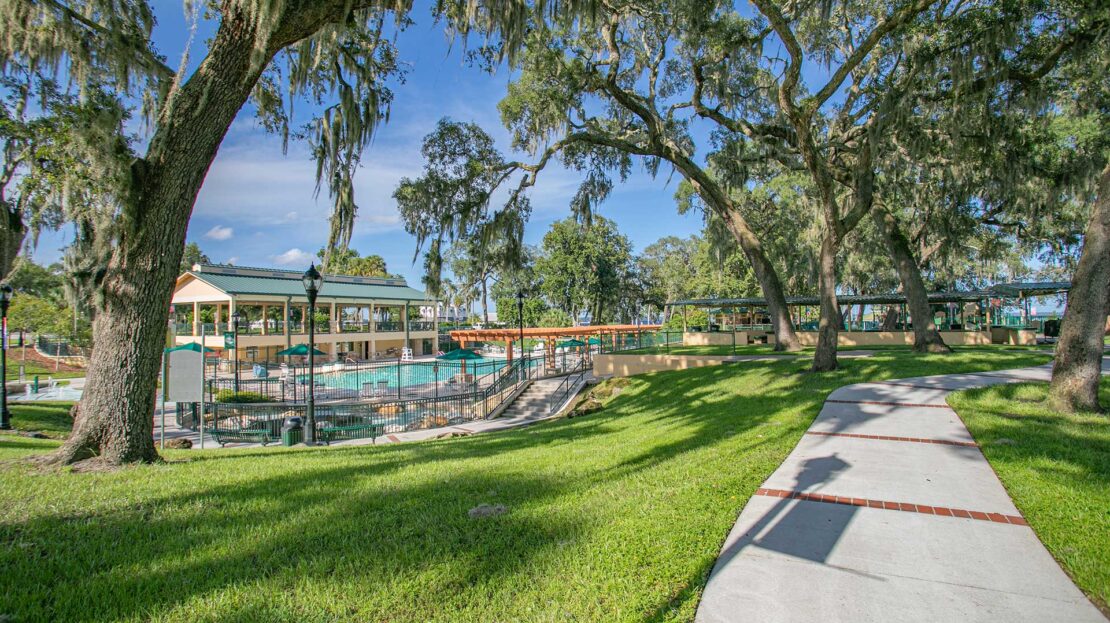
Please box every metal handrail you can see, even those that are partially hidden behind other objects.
[548,358,589,413]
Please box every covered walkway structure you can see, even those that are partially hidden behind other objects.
[449,324,663,368]
[667,282,1070,347]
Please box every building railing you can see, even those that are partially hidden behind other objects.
[339,320,372,333]
[375,320,403,332]
[408,320,435,332]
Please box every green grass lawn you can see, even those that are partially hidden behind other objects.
[3,402,76,438]
[0,350,1051,622]
[949,379,1110,613]
[5,360,85,381]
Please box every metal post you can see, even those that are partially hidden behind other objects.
[306,300,317,445]
[160,352,166,450]
[199,324,206,449]
[232,312,241,393]
[0,287,10,430]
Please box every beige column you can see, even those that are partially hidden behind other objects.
[330,301,338,333]
[226,299,236,362]
[282,300,290,336]
[192,301,199,336]
[432,305,439,353]
[301,305,307,334]
[369,302,377,358]
[261,304,269,335]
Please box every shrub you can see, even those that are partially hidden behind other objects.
[214,390,273,403]
[662,308,707,331]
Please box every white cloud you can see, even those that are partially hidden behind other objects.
[226,256,239,265]
[271,248,315,266]
[204,225,234,240]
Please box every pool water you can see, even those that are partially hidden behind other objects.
[312,359,531,391]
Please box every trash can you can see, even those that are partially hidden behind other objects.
[281,416,304,446]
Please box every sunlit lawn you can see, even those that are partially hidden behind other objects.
[3,402,75,438]
[949,379,1110,613]
[0,350,1051,622]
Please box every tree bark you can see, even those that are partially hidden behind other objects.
[719,210,802,351]
[812,233,840,371]
[41,11,291,466]
[870,204,951,353]
[0,202,26,280]
[1050,164,1110,413]
[480,278,489,324]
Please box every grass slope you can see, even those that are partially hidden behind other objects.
[0,349,1050,622]
[949,379,1110,613]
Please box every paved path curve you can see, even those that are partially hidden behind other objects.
[696,361,1109,623]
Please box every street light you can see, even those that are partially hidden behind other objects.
[302,263,323,446]
[231,310,242,393]
[0,285,11,430]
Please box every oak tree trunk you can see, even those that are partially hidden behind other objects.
[812,233,840,371]
[0,203,26,280]
[720,210,802,351]
[42,14,278,466]
[1050,165,1110,413]
[870,205,951,353]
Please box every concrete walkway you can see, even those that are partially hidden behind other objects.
[697,360,1110,622]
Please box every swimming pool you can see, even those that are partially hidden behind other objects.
[311,358,534,391]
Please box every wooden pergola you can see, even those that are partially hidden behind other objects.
[450,324,662,362]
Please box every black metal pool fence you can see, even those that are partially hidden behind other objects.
[175,354,532,440]
[175,329,683,443]
[201,330,684,402]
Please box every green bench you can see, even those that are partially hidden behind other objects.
[211,428,275,447]
[318,423,383,445]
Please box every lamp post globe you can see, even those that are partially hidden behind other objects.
[0,285,11,430]
[302,263,323,446]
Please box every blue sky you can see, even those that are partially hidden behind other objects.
[30,2,708,285]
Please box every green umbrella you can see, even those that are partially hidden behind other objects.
[587,337,602,345]
[165,342,215,353]
[436,348,484,361]
[276,344,327,357]
[437,347,483,376]
[557,339,587,348]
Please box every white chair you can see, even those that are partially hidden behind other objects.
[360,382,375,399]
[376,380,389,396]
[400,347,413,362]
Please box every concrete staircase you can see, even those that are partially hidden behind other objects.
[500,373,588,420]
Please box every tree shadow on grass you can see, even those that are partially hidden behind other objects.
[0,463,583,622]
[957,381,1110,485]
[0,353,1058,621]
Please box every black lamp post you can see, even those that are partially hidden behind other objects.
[0,285,11,430]
[302,264,323,446]
[230,310,242,392]
[515,289,525,359]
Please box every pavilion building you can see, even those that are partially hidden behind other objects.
[170,264,438,362]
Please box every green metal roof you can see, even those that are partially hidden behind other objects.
[189,269,431,302]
